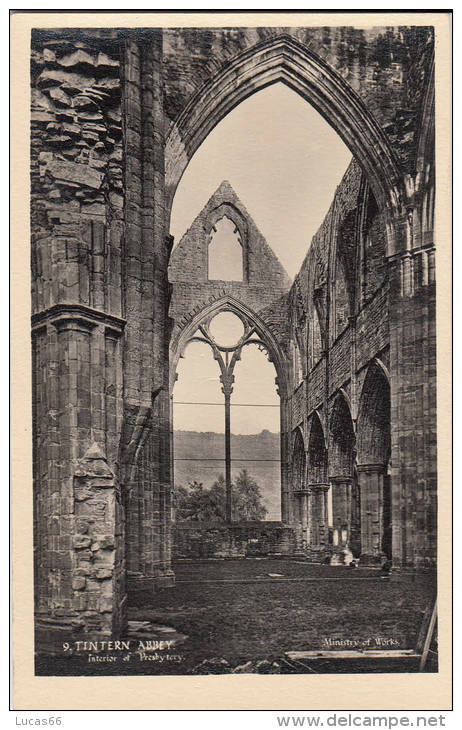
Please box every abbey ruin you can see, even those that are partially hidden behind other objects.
[30,25,436,640]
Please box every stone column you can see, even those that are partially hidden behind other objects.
[301,491,309,546]
[280,396,291,524]
[330,476,352,546]
[357,463,387,565]
[293,490,309,547]
[219,372,234,523]
[289,491,301,550]
[388,234,436,567]
[224,388,232,523]
[32,305,126,640]
[309,483,330,547]
[121,33,174,588]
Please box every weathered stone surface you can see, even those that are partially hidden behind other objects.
[95,568,112,580]
[30,27,436,644]
[95,535,115,549]
[57,49,96,69]
[72,576,86,590]
[175,523,296,559]
[73,535,92,549]
[31,110,55,124]
[44,159,104,189]
[168,180,291,352]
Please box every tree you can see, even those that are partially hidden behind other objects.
[173,470,267,522]
[233,469,268,521]
[173,480,224,522]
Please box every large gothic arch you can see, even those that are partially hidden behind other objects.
[170,294,288,527]
[165,35,404,230]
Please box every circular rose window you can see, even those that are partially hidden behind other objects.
[209,311,245,348]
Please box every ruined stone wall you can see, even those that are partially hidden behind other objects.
[167,182,294,528]
[167,85,435,569]
[173,522,297,560]
[31,29,173,638]
[282,158,391,563]
[168,180,291,350]
[163,26,434,174]
[31,29,128,636]
[31,31,124,319]
[283,145,436,567]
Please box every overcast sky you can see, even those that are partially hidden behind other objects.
[174,339,280,435]
[171,83,353,435]
[170,82,352,280]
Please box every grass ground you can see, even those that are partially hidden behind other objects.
[36,559,436,676]
[128,559,436,673]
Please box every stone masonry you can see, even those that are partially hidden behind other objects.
[30,26,436,639]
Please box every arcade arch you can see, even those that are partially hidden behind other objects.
[307,412,329,547]
[357,360,392,562]
[329,392,358,553]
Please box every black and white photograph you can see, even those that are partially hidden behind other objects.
[11,9,452,711]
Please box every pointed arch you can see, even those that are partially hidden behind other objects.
[207,216,244,281]
[329,390,355,478]
[165,35,404,231]
[207,201,249,245]
[333,255,351,337]
[331,208,358,337]
[307,411,328,485]
[309,303,323,368]
[170,295,288,397]
[292,427,306,493]
[357,359,391,466]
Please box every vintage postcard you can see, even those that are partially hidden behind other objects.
[11,11,452,710]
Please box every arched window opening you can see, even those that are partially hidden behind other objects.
[357,363,390,467]
[292,429,306,492]
[172,309,283,525]
[334,209,357,334]
[310,307,323,368]
[335,256,350,337]
[174,340,223,432]
[208,216,243,281]
[308,414,328,486]
[362,193,386,302]
[307,413,330,546]
[330,394,355,479]
[293,338,303,386]
[329,394,356,551]
[172,340,226,523]
[170,83,352,280]
[292,429,306,528]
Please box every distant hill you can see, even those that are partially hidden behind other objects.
[173,429,281,520]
